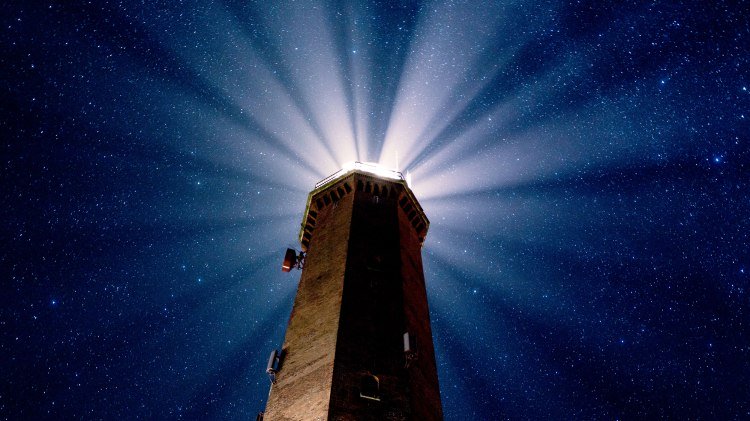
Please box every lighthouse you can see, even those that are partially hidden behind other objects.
[263,162,442,420]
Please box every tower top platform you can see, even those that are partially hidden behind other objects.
[298,162,429,251]
[315,161,404,189]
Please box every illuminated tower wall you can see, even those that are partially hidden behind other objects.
[263,166,443,420]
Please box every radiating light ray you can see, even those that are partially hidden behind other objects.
[426,255,515,354]
[425,252,636,416]
[404,49,590,196]
[425,255,582,418]
[424,193,640,272]
[85,22,327,191]
[135,0,340,177]
[345,5,376,163]
[255,0,359,167]
[383,43,521,171]
[352,70,372,162]
[187,110,322,190]
[425,229,563,308]
[47,36,322,195]
[413,87,672,201]
[423,190,590,239]
[89,36,323,189]
[426,231,501,280]
[391,25,682,203]
[422,195,519,236]
[378,1,510,168]
[408,101,519,181]
[377,0,569,172]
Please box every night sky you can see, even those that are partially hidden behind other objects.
[2,1,749,419]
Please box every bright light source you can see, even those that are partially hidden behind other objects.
[316,161,404,188]
[342,161,403,180]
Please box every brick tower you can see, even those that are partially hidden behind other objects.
[262,162,443,420]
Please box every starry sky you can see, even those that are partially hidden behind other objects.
[2,0,749,419]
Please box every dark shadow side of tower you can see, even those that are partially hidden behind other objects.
[263,166,443,421]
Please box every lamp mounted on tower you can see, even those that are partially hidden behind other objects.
[281,248,305,272]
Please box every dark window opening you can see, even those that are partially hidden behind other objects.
[360,374,380,401]
[323,195,331,205]
[316,199,324,209]
[373,184,380,195]
[344,183,352,193]
[399,197,407,207]
[309,210,318,219]
[357,180,364,191]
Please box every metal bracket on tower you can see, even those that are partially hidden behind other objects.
[266,349,281,383]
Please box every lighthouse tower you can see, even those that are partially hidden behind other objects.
[263,162,442,420]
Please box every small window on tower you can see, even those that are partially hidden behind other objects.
[359,374,380,401]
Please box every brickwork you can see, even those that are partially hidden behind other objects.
[263,186,355,420]
[398,201,442,420]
